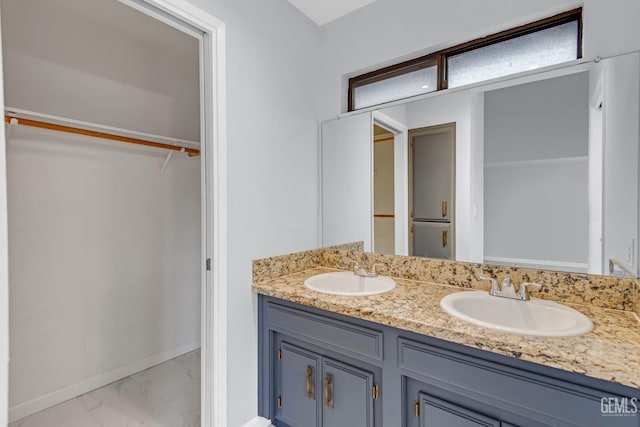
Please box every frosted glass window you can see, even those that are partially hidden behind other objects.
[447,21,579,88]
[353,66,437,110]
[347,9,581,111]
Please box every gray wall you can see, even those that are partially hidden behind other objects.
[484,72,589,268]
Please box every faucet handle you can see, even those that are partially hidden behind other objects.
[518,282,542,301]
[348,259,366,275]
[348,259,361,268]
[479,275,500,295]
[369,263,384,276]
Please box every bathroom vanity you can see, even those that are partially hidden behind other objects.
[254,249,640,427]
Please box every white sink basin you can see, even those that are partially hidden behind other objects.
[304,271,396,296]
[440,291,593,337]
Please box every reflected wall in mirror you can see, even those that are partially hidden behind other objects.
[321,52,640,277]
[483,72,589,272]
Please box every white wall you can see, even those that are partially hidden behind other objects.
[7,127,201,418]
[318,0,640,120]
[322,113,373,251]
[173,0,321,425]
[1,0,200,141]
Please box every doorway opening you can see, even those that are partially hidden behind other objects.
[0,0,227,425]
[371,112,408,256]
[373,125,395,255]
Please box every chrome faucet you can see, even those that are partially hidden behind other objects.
[350,260,384,277]
[479,274,542,301]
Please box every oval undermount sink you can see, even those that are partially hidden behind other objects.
[440,291,593,337]
[304,271,396,296]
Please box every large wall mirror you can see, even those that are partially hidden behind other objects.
[321,51,640,277]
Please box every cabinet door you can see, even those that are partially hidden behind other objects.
[417,393,500,427]
[411,128,453,221]
[413,222,452,259]
[275,342,320,427]
[322,358,375,427]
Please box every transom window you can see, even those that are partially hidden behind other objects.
[348,8,582,111]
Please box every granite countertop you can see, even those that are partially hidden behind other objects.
[253,267,640,389]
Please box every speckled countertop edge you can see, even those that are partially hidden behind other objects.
[253,267,640,389]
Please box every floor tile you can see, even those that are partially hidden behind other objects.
[80,377,171,426]
[159,377,201,426]
[144,408,194,427]
[132,359,195,397]
[11,349,201,427]
[9,398,101,427]
[173,349,201,379]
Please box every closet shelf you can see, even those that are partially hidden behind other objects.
[4,108,200,156]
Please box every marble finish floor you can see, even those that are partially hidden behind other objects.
[10,349,201,427]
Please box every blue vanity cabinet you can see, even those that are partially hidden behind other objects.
[263,300,383,427]
[398,337,639,427]
[272,340,376,427]
[274,342,320,427]
[321,357,375,427]
[258,296,640,427]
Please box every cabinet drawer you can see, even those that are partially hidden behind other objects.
[417,392,500,427]
[266,302,383,361]
[399,338,638,426]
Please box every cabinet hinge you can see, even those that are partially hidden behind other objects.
[372,384,379,400]
[277,395,282,408]
[206,258,211,271]
[414,399,420,417]
[277,349,282,360]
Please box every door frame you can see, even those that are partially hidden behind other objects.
[372,111,408,256]
[0,4,10,426]
[123,2,228,426]
[0,1,228,426]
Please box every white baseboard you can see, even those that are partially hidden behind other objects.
[9,339,200,423]
[243,416,274,427]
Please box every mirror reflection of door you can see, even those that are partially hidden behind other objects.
[373,125,395,254]
[409,124,456,259]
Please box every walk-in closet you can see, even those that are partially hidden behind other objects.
[2,0,202,425]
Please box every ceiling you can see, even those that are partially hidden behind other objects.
[287,0,376,26]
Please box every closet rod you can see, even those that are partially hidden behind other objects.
[4,115,200,156]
